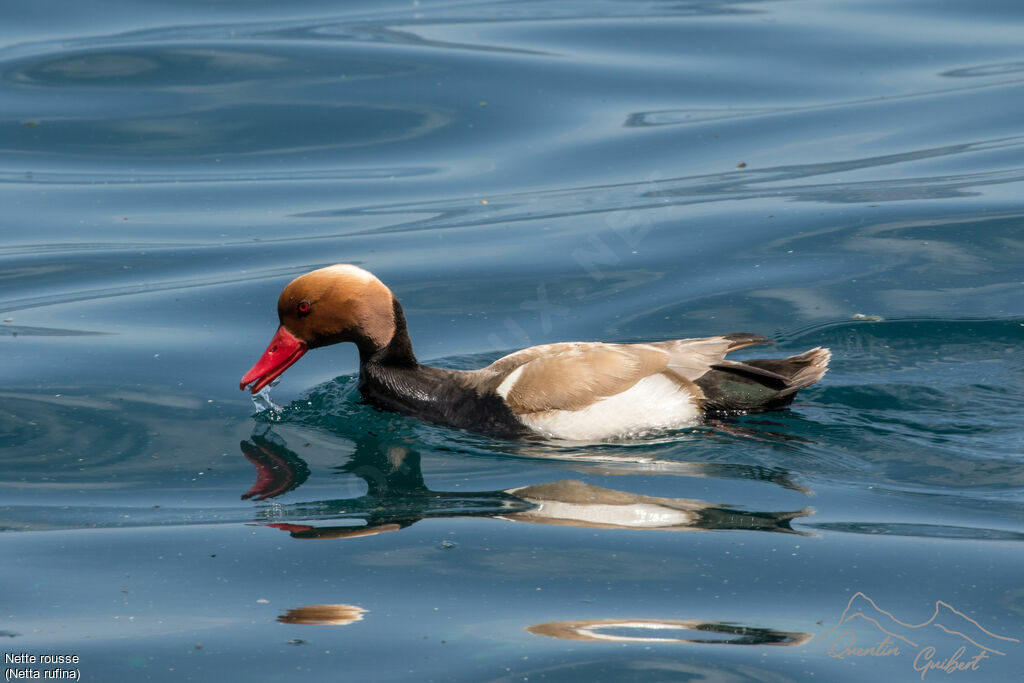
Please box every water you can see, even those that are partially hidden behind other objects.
[2,0,1023,680]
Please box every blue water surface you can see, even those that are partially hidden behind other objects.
[2,1,1023,681]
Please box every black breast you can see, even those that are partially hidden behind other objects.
[358,362,531,440]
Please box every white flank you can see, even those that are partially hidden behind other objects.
[520,373,701,442]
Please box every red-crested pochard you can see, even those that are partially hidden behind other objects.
[240,265,830,441]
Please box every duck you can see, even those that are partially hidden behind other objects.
[240,264,830,441]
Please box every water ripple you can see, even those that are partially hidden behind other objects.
[0,165,437,186]
[298,136,1024,234]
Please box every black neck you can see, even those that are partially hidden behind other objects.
[354,299,530,439]
[359,297,418,368]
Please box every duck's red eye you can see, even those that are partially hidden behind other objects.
[297,301,311,315]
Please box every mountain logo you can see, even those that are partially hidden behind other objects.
[816,592,1019,678]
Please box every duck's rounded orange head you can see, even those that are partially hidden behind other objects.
[240,264,399,394]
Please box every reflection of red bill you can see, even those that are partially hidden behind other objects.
[239,438,307,501]
[240,326,307,394]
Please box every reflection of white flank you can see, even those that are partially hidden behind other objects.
[525,618,813,646]
[502,480,707,530]
[577,621,694,643]
[523,500,695,528]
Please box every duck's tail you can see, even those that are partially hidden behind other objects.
[694,347,831,415]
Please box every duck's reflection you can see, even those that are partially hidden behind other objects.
[526,618,812,646]
[500,479,809,533]
[240,429,813,538]
[277,604,367,626]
